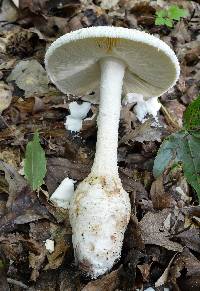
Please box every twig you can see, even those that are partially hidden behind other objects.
[160,104,180,130]
[7,278,28,289]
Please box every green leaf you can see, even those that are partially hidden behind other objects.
[153,132,184,178]
[24,131,47,191]
[178,134,200,198]
[156,9,167,18]
[155,5,188,28]
[154,130,200,201]
[164,18,173,27]
[168,5,188,21]
[183,96,200,130]
[155,17,166,26]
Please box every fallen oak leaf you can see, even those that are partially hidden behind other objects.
[139,209,183,252]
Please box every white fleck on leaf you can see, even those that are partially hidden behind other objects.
[45,239,55,254]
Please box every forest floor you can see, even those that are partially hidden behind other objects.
[0,0,200,290]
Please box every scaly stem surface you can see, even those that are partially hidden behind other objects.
[91,57,125,177]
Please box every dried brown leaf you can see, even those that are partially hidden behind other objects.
[0,256,9,291]
[0,160,27,208]
[82,268,120,291]
[45,238,70,270]
[29,251,46,281]
[46,158,91,195]
[172,228,200,253]
[121,119,162,145]
[29,221,51,241]
[169,248,200,290]
[0,188,52,233]
[19,0,48,13]
[137,263,151,282]
[139,210,183,252]
[44,223,71,270]
[155,253,177,287]
[124,214,145,251]
[165,100,186,127]
[58,268,82,291]
[150,176,176,210]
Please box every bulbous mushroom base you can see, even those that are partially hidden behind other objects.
[69,174,131,278]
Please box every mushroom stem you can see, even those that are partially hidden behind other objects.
[91,57,125,177]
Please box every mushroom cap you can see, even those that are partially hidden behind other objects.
[45,26,180,99]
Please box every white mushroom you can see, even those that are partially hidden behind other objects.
[45,26,180,278]
[64,101,91,132]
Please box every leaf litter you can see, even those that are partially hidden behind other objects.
[0,0,199,290]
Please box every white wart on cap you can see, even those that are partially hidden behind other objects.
[45,26,180,99]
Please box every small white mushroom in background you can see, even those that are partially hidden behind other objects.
[45,26,180,278]
[64,101,91,132]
